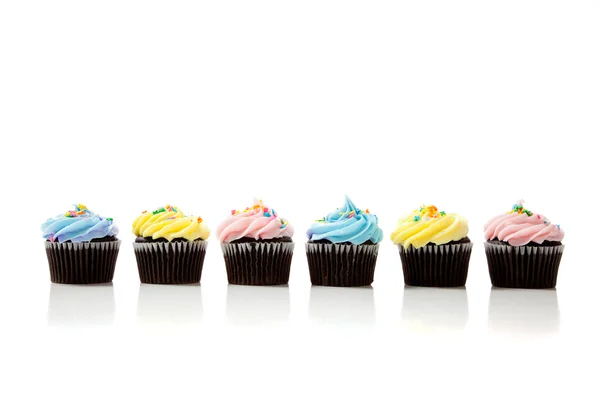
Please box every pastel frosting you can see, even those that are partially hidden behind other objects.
[484,200,564,246]
[306,196,383,245]
[42,204,119,243]
[216,199,294,243]
[390,205,468,249]
[132,205,210,241]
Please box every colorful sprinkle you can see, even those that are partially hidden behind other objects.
[440,211,446,217]
[510,200,532,216]
[107,218,113,221]
[414,215,421,222]
[153,207,166,215]
[197,217,203,223]
[264,212,271,217]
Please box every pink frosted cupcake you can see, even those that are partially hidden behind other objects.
[484,200,565,288]
[216,199,294,285]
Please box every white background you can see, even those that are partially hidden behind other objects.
[1,1,599,399]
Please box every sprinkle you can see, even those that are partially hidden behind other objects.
[196,217,203,223]
[264,212,271,217]
[153,207,166,215]
[231,209,236,215]
[544,220,548,224]
[365,209,370,214]
[413,215,421,222]
[557,224,561,230]
[440,211,446,216]
[142,210,147,214]
[107,218,113,221]
[76,211,84,215]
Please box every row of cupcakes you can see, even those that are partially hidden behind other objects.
[41,197,565,289]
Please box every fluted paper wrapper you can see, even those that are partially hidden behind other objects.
[484,242,564,289]
[398,242,473,287]
[133,240,207,284]
[221,242,294,285]
[45,240,121,284]
[306,243,379,287]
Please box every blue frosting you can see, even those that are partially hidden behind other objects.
[306,196,383,244]
[41,204,119,243]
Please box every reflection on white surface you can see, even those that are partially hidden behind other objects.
[488,288,560,335]
[47,283,115,327]
[401,286,468,331]
[226,284,290,326]
[309,286,375,325]
[137,284,203,326]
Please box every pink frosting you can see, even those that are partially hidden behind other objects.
[216,201,294,243]
[484,212,564,246]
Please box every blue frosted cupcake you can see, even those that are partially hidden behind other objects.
[41,204,120,284]
[306,196,383,287]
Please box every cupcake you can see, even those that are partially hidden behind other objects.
[132,205,210,284]
[216,199,294,285]
[484,200,565,289]
[391,205,472,287]
[41,204,120,284]
[306,196,383,287]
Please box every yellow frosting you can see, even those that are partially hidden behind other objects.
[132,205,210,241]
[390,205,468,249]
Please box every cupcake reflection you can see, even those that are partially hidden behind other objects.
[309,286,375,326]
[226,285,290,326]
[401,286,468,331]
[47,283,115,326]
[488,288,560,335]
[137,284,203,326]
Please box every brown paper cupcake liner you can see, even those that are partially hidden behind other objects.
[398,242,473,287]
[133,240,207,284]
[221,242,294,285]
[484,242,564,289]
[306,242,379,287]
[45,240,121,284]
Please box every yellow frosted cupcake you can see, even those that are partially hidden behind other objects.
[391,205,472,287]
[132,205,210,284]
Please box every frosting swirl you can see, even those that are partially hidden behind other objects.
[216,199,294,243]
[390,205,468,249]
[306,196,383,244]
[41,204,119,243]
[132,205,210,241]
[484,200,564,246]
